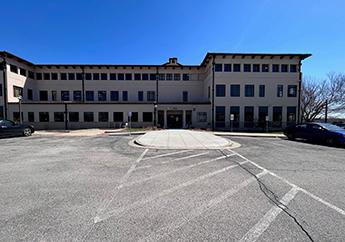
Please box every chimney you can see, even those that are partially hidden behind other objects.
[169,57,178,64]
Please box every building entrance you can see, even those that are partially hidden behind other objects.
[167,110,183,129]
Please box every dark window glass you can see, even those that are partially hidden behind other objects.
[147,91,155,101]
[51,73,58,80]
[28,71,35,79]
[122,91,128,101]
[224,64,231,72]
[233,64,241,72]
[259,85,265,97]
[40,90,48,101]
[143,112,153,122]
[69,112,79,122]
[230,106,240,127]
[253,64,260,72]
[149,73,156,80]
[110,91,119,101]
[129,112,138,122]
[288,85,297,97]
[51,90,57,101]
[98,112,109,122]
[244,64,251,72]
[13,112,20,123]
[158,74,165,80]
[216,85,226,97]
[245,85,255,97]
[44,73,50,80]
[287,106,297,124]
[61,91,70,101]
[214,64,222,72]
[215,106,225,128]
[73,90,82,101]
[134,73,141,80]
[182,74,190,80]
[142,73,149,80]
[13,86,23,97]
[0,84,2,97]
[54,112,65,122]
[277,85,284,97]
[290,65,297,72]
[10,65,18,73]
[262,64,269,72]
[0,106,3,119]
[98,91,107,101]
[93,73,100,80]
[183,91,188,102]
[273,106,282,126]
[60,73,67,80]
[84,112,94,122]
[244,106,254,127]
[281,64,288,72]
[39,112,50,122]
[118,73,124,80]
[20,68,27,76]
[86,91,94,101]
[109,73,116,80]
[101,73,108,80]
[36,73,43,80]
[230,84,240,97]
[138,91,144,101]
[27,89,33,100]
[113,112,123,122]
[166,73,173,80]
[258,106,269,126]
[76,73,83,80]
[85,73,92,80]
[272,64,279,72]
[174,73,181,80]
[125,73,132,80]
[28,112,35,122]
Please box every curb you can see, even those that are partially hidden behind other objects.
[214,132,286,138]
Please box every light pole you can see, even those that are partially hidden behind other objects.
[17,95,22,124]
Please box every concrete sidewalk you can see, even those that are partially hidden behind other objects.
[214,131,286,138]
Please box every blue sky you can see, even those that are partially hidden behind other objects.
[2,0,344,79]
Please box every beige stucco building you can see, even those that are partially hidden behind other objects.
[0,51,311,130]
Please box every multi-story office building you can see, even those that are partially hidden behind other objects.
[0,51,311,130]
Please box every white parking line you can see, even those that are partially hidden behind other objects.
[94,159,249,223]
[161,151,209,163]
[239,187,299,242]
[143,150,192,161]
[140,170,268,242]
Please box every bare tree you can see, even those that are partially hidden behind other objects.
[301,73,345,122]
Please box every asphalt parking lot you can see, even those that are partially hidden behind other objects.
[0,134,344,241]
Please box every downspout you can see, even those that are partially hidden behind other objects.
[1,56,8,119]
[211,55,215,131]
[81,66,85,102]
[297,59,302,124]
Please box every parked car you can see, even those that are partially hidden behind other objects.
[0,120,35,138]
[284,122,345,146]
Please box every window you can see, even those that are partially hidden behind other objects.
[98,112,109,122]
[28,112,35,122]
[84,112,94,122]
[277,85,284,97]
[54,112,64,122]
[69,112,79,122]
[224,64,231,72]
[13,112,20,123]
[197,112,207,122]
[68,73,75,81]
[0,106,3,119]
[51,73,58,80]
[93,73,100,80]
[142,73,149,80]
[13,86,23,97]
[73,90,82,101]
[230,106,240,127]
[216,84,226,97]
[98,91,107,101]
[10,64,18,73]
[182,91,188,102]
[281,64,288,72]
[273,106,282,127]
[230,85,239,97]
[61,91,70,101]
[290,64,297,72]
[233,64,241,72]
[259,85,265,97]
[258,106,268,124]
[44,73,51,80]
[85,73,92,80]
[36,73,43,80]
[244,106,254,127]
[138,91,144,101]
[166,73,173,80]
[129,112,138,122]
[215,106,225,128]
[39,112,50,122]
[158,74,165,80]
[244,64,251,72]
[215,64,222,72]
[287,106,297,124]
[122,91,128,101]
[134,73,141,80]
[208,86,210,99]
[60,73,67,80]
[288,85,297,97]
[150,73,156,80]
[143,112,153,122]
[27,89,33,100]
[76,73,83,80]
[40,90,48,101]
[19,68,27,76]
[147,91,155,101]
[0,84,2,96]
[52,90,57,101]
[182,74,190,81]
[86,91,94,101]
[272,64,279,72]
[110,91,119,101]
[101,73,108,80]
[125,73,132,80]
[28,71,35,79]
[113,112,123,122]
[262,64,269,72]
[110,73,116,80]
[174,73,181,80]
[118,73,124,80]
[253,64,260,72]
[245,85,254,97]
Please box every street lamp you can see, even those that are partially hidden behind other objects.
[154,104,158,128]
[17,95,22,124]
